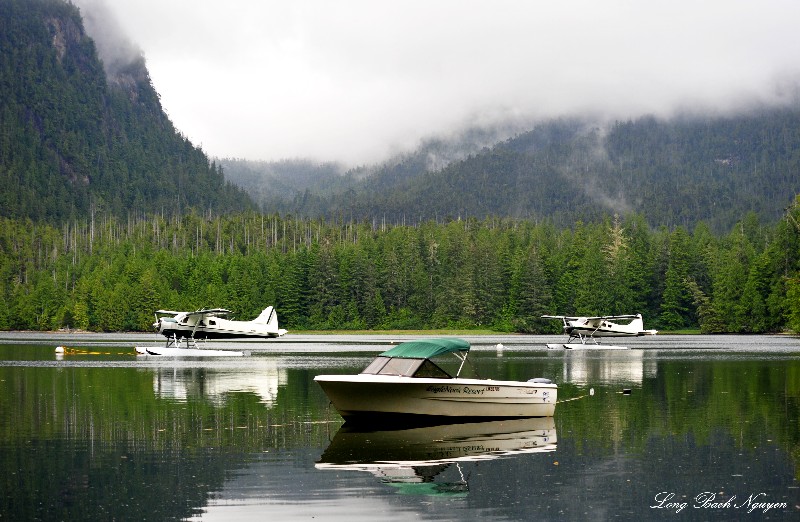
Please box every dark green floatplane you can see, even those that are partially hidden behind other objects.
[379,338,470,359]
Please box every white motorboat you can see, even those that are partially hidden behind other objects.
[314,338,557,421]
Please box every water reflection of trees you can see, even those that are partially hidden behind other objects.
[0,366,335,448]
[0,365,340,520]
[555,359,800,481]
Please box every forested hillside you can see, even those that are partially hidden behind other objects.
[242,111,800,232]
[0,0,254,222]
[2,0,800,335]
[3,198,799,333]
[221,125,528,216]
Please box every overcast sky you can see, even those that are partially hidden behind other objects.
[75,1,800,166]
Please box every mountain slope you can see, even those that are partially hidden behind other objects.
[0,0,254,222]
[248,111,800,231]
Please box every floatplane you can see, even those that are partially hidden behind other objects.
[542,314,656,350]
[135,306,287,356]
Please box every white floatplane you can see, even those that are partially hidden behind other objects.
[542,314,657,350]
[135,306,287,356]
[314,338,557,421]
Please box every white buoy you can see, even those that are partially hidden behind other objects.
[54,346,65,353]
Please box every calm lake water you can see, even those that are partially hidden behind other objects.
[1,332,798,521]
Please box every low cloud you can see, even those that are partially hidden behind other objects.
[73,0,142,81]
[76,0,800,166]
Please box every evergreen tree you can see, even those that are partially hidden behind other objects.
[659,227,693,329]
[513,244,552,332]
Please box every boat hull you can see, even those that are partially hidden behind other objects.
[314,375,557,419]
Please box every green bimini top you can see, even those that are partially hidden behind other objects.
[379,338,470,359]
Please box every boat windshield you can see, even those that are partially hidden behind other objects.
[361,357,452,378]
[361,356,392,374]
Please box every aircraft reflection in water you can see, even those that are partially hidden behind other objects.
[151,362,286,406]
[554,349,658,385]
[316,418,556,496]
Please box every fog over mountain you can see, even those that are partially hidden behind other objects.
[74,0,800,166]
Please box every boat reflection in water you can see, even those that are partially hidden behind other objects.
[316,417,556,496]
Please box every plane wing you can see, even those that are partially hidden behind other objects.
[542,315,640,321]
[185,308,232,317]
[155,308,233,317]
[155,310,183,316]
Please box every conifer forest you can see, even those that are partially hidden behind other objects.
[3,201,800,334]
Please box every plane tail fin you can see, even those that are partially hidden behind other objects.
[255,306,277,325]
[630,314,657,335]
[629,314,644,331]
[254,306,288,336]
